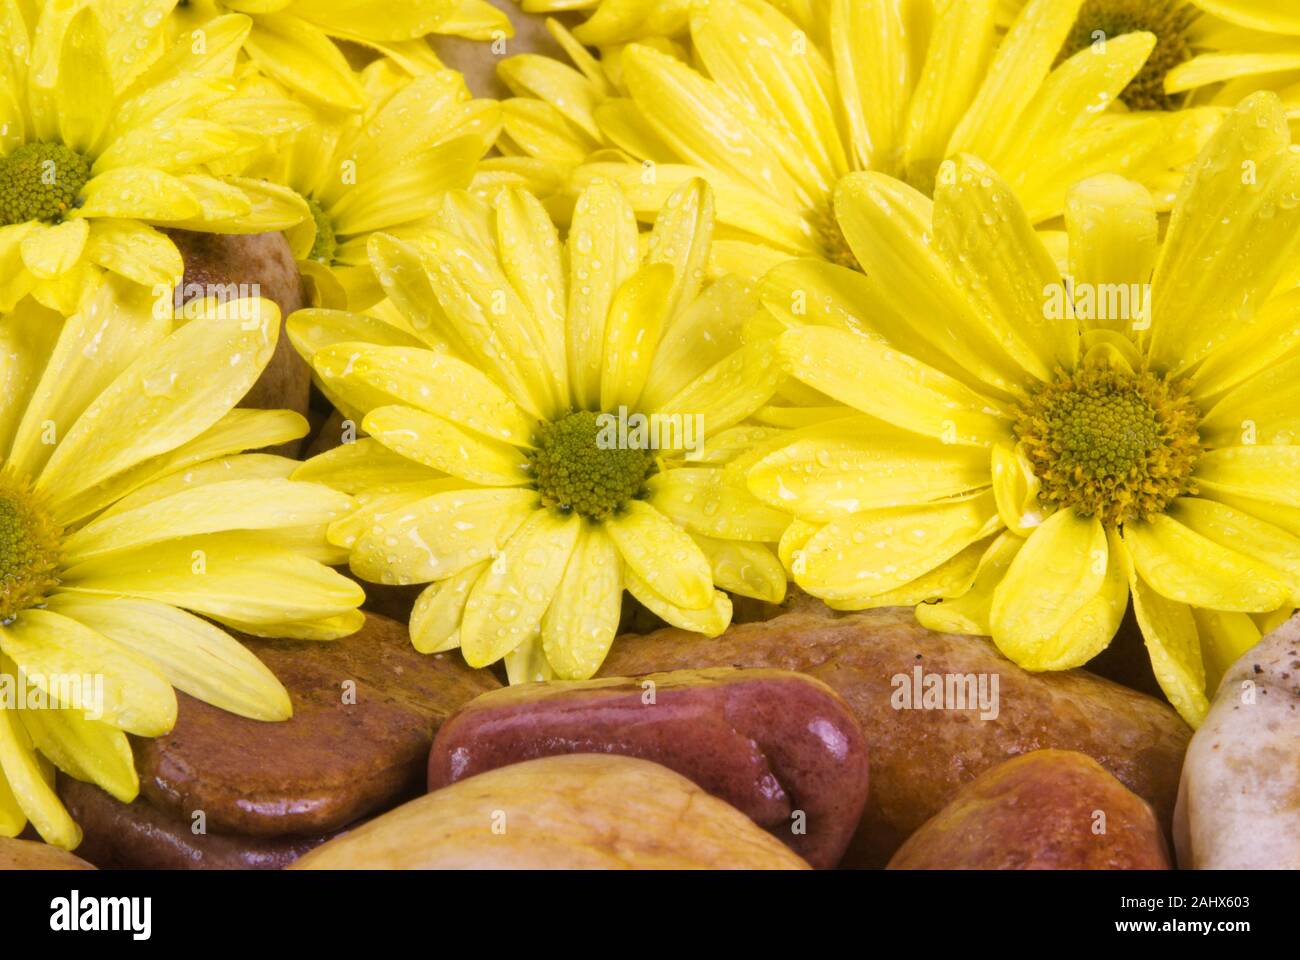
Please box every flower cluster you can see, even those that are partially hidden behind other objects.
[2,0,1299,848]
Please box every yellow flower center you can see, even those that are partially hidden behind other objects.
[0,143,92,226]
[0,471,63,622]
[528,411,656,521]
[306,197,338,264]
[1059,0,1196,111]
[1014,366,1202,526]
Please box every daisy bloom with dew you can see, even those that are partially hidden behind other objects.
[0,3,312,315]
[0,277,365,848]
[999,0,1300,122]
[511,0,1226,278]
[168,0,511,112]
[234,57,501,310]
[289,179,789,682]
[746,91,1300,728]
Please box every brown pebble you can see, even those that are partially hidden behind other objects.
[887,750,1171,869]
[428,668,870,868]
[599,606,1190,867]
[58,778,332,870]
[131,613,499,837]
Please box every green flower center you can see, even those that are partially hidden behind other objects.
[0,143,92,226]
[0,471,63,622]
[527,411,656,521]
[306,197,338,264]
[1014,367,1202,526]
[1059,0,1196,111]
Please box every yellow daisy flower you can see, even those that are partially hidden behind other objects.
[998,0,1300,116]
[744,92,1300,728]
[0,277,365,848]
[232,57,501,310]
[0,3,309,314]
[169,0,512,112]
[507,0,1297,276]
[288,179,788,682]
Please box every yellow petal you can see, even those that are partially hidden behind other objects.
[242,12,365,111]
[692,534,786,604]
[829,0,912,174]
[1190,608,1261,698]
[649,466,790,540]
[651,338,783,437]
[640,275,759,411]
[829,174,1035,396]
[19,219,89,279]
[1195,445,1300,508]
[779,324,1009,446]
[20,708,138,803]
[901,0,997,191]
[747,414,990,520]
[0,609,176,737]
[916,531,1024,636]
[409,561,489,655]
[1199,352,1300,447]
[990,440,1046,535]
[619,43,804,203]
[1149,93,1300,374]
[931,154,1079,378]
[313,342,536,446]
[61,532,365,626]
[460,509,581,667]
[605,500,713,609]
[84,218,183,287]
[1063,174,1158,336]
[1123,512,1291,612]
[414,228,558,417]
[75,167,202,221]
[348,488,538,585]
[45,595,291,722]
[600,262,674,411]
[1113,537,1209,726]
[494,187,568,402]
[796,492,999,606]
[292,438,444,494]
[623,568,733,636]
[37,298,281,504]
[64,479,353,562]
[566,181,641,411]
[1190,0,1300,34]
[541,524,624,680]
[362,405,530,486]
[647,178,714,318]
[55,5,114,154]
[988,508,1112,668]
[52,409,310,526]
[327,135,482,236]
[1165,498,1300,605]
[0,706,80,849]
[948,0,1084,163]
[696,0,846,196]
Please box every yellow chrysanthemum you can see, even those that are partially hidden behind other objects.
[744,92,1300,728]
[232,57,501,310]
[505,0,1300,278]
[169,0,511,112]
[289,179,788,683]
[1000,0,1300,116]
[0,277,365,848]
[0,2,311,315]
